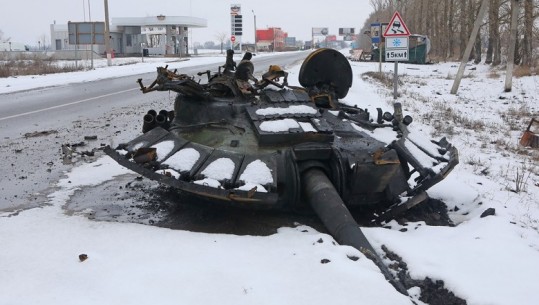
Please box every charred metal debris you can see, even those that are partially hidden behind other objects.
[104,48,459,296]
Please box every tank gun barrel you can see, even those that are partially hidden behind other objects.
[301,167,408,295]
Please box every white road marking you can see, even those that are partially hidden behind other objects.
[0,88,137,122]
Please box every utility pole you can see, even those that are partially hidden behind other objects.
[311,28,314,50]
[104,0,112,66]
[273,27,275,52]
[252,10,257,53]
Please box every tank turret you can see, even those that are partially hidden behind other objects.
[105,48,458,295]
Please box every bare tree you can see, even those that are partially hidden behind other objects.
[459,0,469,58]
[485,0,501,64]
[365,0,535,64]
[505,0,520,91]
[40,33,48,50]
[215,32,227,54]
[0,29,10,42]
[369,0,392,11]
[204,41,216,49]
[521,0,534,66]
[447,0,456,58]
[471,0,484,64]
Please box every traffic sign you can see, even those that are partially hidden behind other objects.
[386,37,409,49]
[231,35,236,42]
[385,49,408,61]
[383,11,410,37]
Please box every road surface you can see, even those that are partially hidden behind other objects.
[0,51,310,213]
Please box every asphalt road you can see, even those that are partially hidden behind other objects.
[0,51,310,214]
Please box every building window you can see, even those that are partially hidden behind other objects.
[126,34,132,47]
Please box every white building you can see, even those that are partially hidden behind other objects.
[50,15,207,57]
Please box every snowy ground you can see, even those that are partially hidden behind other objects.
[1,51,539,305]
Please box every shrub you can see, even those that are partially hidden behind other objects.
[0,53,84,78]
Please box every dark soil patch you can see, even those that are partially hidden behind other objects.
[145,189,455,234]
[124,185,455,235]
[396,198,455,227]
[351,198,454,227]
[382,245,467,305]
[146,185,327,235]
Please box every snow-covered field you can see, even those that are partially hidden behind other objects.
[1,51,538,305]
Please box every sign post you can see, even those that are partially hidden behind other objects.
[230,4,242,51]
[383,11,410,100]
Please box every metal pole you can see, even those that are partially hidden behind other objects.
[379,25,382,75]
[450,0,489,94]
[379,46,382,74]
[104,0,112,66]
[311,28,314,50]
[378,23,382,75]
[88,0,94,69]
[393,61,398,99]
[273,27,275,52]
[252,10,257,53]
[504,0,520,92]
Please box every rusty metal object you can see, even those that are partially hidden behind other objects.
[137,65,190,93]
[373,149,401,165]
[520,118,539,148]
[132,147,157,164]
[255,65,289,90]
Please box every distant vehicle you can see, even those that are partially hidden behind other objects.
[0,41,29,51]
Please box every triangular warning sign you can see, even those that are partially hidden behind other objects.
[383,11,410,37]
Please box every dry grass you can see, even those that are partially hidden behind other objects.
[424,101,487,137]
[487,70,500,79]
[362,71,401,88]
[406,78,428,86]
[499,104,532,131]
[0,53,83,78]
[505,163,533,193]
[513,65,532,78]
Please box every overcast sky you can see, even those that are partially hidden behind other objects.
[0,0,373,46]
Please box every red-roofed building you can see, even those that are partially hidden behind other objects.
[256,27,287,51]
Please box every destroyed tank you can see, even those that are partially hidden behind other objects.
[104,48,458,294]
